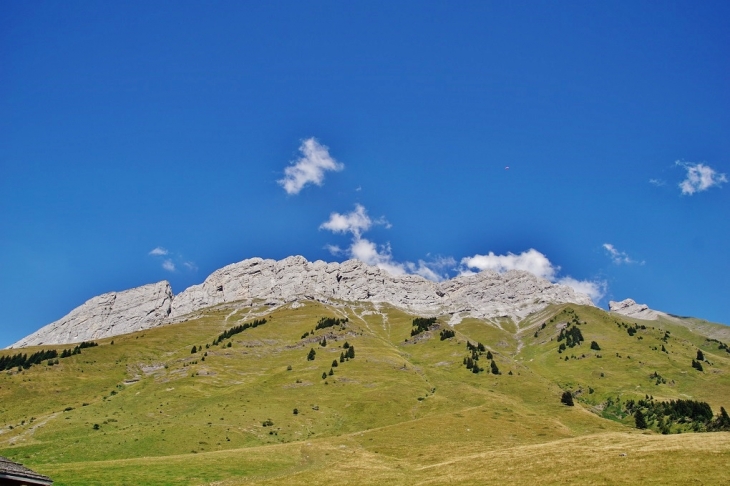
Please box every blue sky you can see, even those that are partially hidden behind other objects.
[1,1,729,347]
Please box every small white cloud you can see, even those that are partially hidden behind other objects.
[321,204,452,281]
[182,261,198,272]
[320,204,375,238]
[676,161,727,195]
[149,247,168,256]
[278,138,344,195]
[557,276,606,302]
[649,178,666,187]
[460,249,557,280]
[162,259,176,272]
[603,243,642,265]
[460,249,604,303]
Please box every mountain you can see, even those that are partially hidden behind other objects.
[1,295,729,485]
[10,255,593,348]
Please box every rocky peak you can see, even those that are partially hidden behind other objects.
[9,281,173,348]
[169,255,595,323]
[609,298,664,320]
[11,256,597,347]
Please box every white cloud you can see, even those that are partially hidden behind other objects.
[676,161,727,195]
[320,205,452,281]
[649,178,665,187]
[320,204,377,238]
[149,247,168,256]
[557,277,606,302]
[278,138,344,195]
[603,243,642,265]
[460,249,557,280]
[460,249,605,303]
[162,259,176,272]
[182,261,198,272]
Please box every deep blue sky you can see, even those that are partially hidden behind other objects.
[2,1,729,347]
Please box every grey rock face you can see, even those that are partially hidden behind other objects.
[10,281,173,348]
[170,255,594,323]
[609,298,663,320]
[12,256,597,348]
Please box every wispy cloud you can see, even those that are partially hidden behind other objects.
[603,243,643,265]
[649,178,666,187]
[321,204,452,281]
[676,161,727,195]
[149,246,196,273]
[278,138,344,195]
[460,249,606,302]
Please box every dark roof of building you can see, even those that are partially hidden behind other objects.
[0,456,53,485]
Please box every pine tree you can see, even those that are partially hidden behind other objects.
[635,409,647,429]
[490,360,500,375]
[339,352,345,363]
[486,351,493,360]
[320,337,327,347]
[307,348,316,361]
[332,359,338,368]
[561,391,574,406]
[590,341,601,350]
[347,346,355,359]
[191,345,197,354]
[696,349,705,361]
[328,368,334,376]
[321,372,327,379]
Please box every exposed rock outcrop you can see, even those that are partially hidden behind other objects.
[609,298,664,320]
[11,256,596,348]
[10,281,173,348]
[170,256,594,322]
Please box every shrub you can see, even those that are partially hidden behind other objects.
[590,341,601,351]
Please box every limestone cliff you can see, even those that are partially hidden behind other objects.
[10,281,173,348]
[609,298,664,320]
[11,256,596,347]
[169,256,594,322]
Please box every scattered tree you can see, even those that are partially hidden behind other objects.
[331,359,338,368]
[561,391,574,406]
[635,409,647,429]
[307,348,316,361]
[191,346,197,354]
[590,341,601,351]
[697,349,705,361]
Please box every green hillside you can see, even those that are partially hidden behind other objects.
[1,301,729,485]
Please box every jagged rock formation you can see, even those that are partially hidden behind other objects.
[609,298,664,320]
[170,256,594,322]
[11,256,596,348]
[10,281,173,348]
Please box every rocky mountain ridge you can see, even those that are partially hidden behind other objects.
[10,255,594,348]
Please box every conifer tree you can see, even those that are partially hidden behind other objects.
[486,351,493,360]
[191,345,197,354]
[561,391,574,406]
[635,409,647,429]
[332,359,338,367]
[490,360,500,375]
[696,349,705,361]
[307,348,316,361]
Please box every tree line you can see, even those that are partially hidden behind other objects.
[0,341,98,372]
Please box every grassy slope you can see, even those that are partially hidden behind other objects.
[0,301,728,485]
